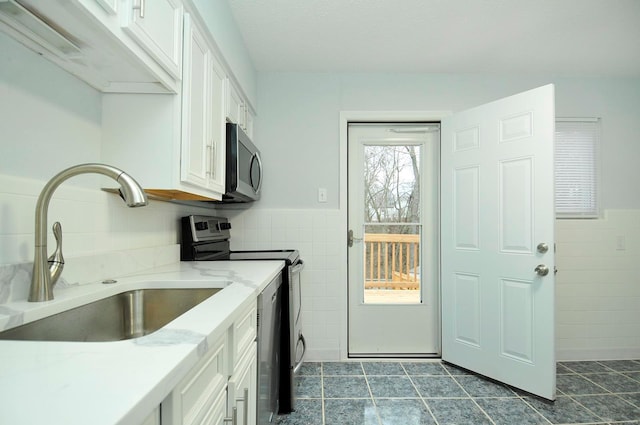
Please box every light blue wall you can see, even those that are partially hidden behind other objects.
[0,33,102,184]
[255,72,640,210]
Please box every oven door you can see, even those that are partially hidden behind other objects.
[290,259,306,373]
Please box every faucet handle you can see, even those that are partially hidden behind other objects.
[48,221,65,286]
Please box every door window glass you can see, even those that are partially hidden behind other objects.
[363,145,422,304]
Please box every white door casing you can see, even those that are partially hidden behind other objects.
[441,85,556,400]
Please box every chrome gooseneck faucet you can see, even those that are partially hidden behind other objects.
[29,164,148,302]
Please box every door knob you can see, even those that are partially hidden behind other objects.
[537,243,549,254]
[534,264,549,276]
[348,229,363,247]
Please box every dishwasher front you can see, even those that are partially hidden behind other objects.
[257,272,282,424]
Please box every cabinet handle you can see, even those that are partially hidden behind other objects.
[206,144,213,176]
[211,141,216,178]
[133,0,145,18]
[235,388,249,425]
[243,388,249,425]
[223,407,237,425]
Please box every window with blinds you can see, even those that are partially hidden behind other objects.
[555,118,600,218]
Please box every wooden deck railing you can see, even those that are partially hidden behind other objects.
[364,233,420,290]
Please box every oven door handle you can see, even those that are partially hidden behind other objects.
[293,333,306,374]
[291,260,305,274]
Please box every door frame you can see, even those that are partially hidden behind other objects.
[338,110,451,360]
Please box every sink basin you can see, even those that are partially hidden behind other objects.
[0,288,221,342]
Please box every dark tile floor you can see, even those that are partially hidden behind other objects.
[276,360,640,425]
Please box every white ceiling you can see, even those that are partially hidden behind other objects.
[226,0,640,76]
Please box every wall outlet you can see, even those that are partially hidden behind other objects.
[318,188,327,203]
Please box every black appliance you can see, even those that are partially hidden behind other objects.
[180,215,306,418]
[223,123,262,203]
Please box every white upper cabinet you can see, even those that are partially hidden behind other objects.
[209,54,227,194]
[122,0,183,80]
[181,12,211,189]
[245,108,255,139]
[0,0,183,93]
[180,12,225,196]
[226,80,246,128]
[226,79,256,139]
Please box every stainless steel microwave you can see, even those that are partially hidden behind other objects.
[223,123,262,202]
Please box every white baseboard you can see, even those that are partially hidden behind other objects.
[557,347,640,362]
[305,349,342,362]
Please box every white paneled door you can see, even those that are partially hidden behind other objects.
[441,85,556,400]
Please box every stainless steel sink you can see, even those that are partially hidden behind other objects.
[0,288,221,342]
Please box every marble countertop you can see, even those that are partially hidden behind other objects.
[0,260,284,425]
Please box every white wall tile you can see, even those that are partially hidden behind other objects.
[556,210,640,360]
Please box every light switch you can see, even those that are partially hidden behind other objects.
[318,188,327,203]
[616,235,626,251]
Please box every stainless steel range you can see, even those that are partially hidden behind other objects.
[180,215,306,420]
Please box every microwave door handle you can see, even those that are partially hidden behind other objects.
[252,152,263,194]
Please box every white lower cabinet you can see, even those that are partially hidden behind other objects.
[161,301,258,425]
[227,342,257,425]
[162,333,227,425]
[140,406,161,425]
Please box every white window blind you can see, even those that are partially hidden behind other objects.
[555,118,600,218]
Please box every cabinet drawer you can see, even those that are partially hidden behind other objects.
[231,302,257,369]
[163,334,227,425]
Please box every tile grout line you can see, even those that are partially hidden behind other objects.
[548,361,640,424]
[560,368,619,424]
[516,392,554,425]
[320,362,326,425]
[360,362,384,425]
[402,362,442,425]
[572,369,620,420]
[447,369,498,425]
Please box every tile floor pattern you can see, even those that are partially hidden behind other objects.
[276,360,640,425]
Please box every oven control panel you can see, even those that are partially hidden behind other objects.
[182,215,231,243]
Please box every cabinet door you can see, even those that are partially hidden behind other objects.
[180,13,211,189]
[227,342,257,425]
[200,390,227,425]
[139,406,160,425]
[245,109,254,140]
[123,0,183,79]
[162,334,227,425]
[208,54,227,194]
[226,81,245,128]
